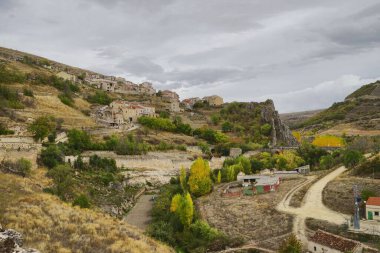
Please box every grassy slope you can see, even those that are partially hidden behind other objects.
[293,82,380,135]
[0,170,173,253]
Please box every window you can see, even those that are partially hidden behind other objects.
[314,246,317,251]
[375,211,379,216]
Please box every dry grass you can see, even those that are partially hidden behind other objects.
[16,95,96,129]
[0,171,174,253]
[323,174,380,215]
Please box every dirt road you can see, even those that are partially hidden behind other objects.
[277,166,350,246]
[124,195,153,230]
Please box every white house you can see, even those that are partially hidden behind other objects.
[366,197,380,221]
[308,230,362,253]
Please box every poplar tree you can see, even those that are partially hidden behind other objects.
[188,157,212,196]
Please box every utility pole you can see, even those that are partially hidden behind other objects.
[353,185,360,230]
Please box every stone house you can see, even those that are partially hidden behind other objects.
[166,100,181,112]
[56,71,77,83]
[182,97,201,109]
[237,173,280,194]
[107,100,156,124]
[308,230,362,253]
[115,81,140,95]
[203,95,224,106]
[138,82,156,96]
[366,197,380,221]
[161,90,180,101]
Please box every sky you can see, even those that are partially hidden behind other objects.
[1,0,380,112]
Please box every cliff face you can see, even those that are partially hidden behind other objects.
[260,100,298,147]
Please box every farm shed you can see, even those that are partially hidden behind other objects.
[366,197,380,221]
[308,230,362,253]
[237,173,280,195]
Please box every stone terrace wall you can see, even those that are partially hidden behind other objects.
[0,137,41,168]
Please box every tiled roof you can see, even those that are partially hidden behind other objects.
[367,197,380,206]
[310,230,360,252]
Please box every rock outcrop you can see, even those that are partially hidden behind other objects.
[260,99,298,147]
[0,224,40,253]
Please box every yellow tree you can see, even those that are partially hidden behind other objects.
[170,193,182,213]
[312,135,345,147]
[188,157,212,196]
[217,170,221,184]
[180,193,194,227]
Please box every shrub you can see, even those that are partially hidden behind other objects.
[86,91,112,105]
[28,116,57,141]
[361,189,376,201]
[278,234,302,253]
[221,121,233,132]
[0,64,26,84]
[58,93,74,107]
[138,116,176,132]
[343,150,364,168]
[40,145,64,169]
[114,135,148,155]
[0,158,32,177]
[260,123,272,136]
[23,88,34,97]
[67,129,92,152]
[46,164,74,200]
[73,194,91,208]
[193,127,228,144]
[0,85,24,109]
[0,123,14,135]
[210,114,221,125]
[319,155,334,170]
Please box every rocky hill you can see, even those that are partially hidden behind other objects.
[293,81,380,135]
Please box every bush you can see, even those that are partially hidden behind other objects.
[260,123,272,136]
[0,64,26,84]
[0,123,14,135]
[46,164,74,200]
[40,145,64,169]
[23,88,34,97]
[28,116,57,141]
[343,150,364,168]
[193,127,228,144]
[0,85,24,109]
[138,116,176,132]
[114,135,148,155]
[67,129,92,152]
[58,93,74,107]
[0,158,32,177]
[73,194,91,208]
[86,91,112,105]
[361,189,376,201]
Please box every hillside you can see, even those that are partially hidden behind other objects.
[293,81,380,135]
[0,169,173,253]
[280,109,324,129]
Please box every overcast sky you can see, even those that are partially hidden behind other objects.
[1,0,380,112]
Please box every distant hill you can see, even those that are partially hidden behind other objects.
[292,81,380,135]
[280,109,324,129]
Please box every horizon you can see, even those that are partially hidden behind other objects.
[1,0,380,112]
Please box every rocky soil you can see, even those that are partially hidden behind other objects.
[197,178,304,250]
[0,224,40,253]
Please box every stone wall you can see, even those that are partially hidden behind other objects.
[0,137,41,168]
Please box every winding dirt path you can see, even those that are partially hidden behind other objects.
[277,166,350,246]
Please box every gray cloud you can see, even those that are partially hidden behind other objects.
[0,0,379,112]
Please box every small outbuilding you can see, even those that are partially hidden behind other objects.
[308,230,362,253]
[366,197,380,221]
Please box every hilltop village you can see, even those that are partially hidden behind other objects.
[0,48,379,253]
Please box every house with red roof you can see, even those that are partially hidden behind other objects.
[308,230,362,253]
[366,197,380,221]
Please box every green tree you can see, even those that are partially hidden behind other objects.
[67,129,92,152]
[260,123,272,136]
[278,234,302,253]
[188,157,212,197]
[221,121,233,132]
[211,114,221,125]
[46,164,74,200]
[40,145,63,169]
[343,150,364,168]
[361,189,376,201]
[319,155,334,170]
[28,116,57,141]
[236,156,252,174]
